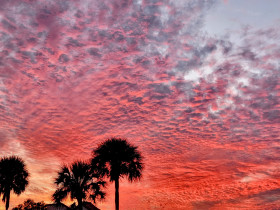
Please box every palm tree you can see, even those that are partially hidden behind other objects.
[0,156,29,210]
[91,138,143,210]
[53,161,105,210]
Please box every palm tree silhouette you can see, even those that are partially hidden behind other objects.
[91,138,143,210]
[0,156,29,210]
[53,161,105,210]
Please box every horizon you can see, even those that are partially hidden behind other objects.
[0,0,280,209]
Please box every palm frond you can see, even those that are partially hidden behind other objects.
[53,160,106,205]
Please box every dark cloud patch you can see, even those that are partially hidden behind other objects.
[20,51,37,64]
[58,54,69,63]
[175,61,189,72]
[219,39,233,54]
[36,7,57,27]
[263,110,280,123]
[192,200,218,209]
[127,96,144,105]
[1,19,17,31]
[66,37,85,48]
[240,48,256,60]
[87,48,102,57]
[112,31,125,42]
[149,83,172,95]
[201,43,217,55]
[251,188,280,203]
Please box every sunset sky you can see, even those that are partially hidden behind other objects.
[0,0,280,209]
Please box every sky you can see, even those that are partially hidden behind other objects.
[0,0,280,209]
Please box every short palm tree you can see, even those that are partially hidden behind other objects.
[91,138,143,210]
[53,161,105,210]
[0,156,29,210]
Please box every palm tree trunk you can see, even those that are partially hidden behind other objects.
[115,178,119,210]
[77,197,83,210]
[5,190,10,210]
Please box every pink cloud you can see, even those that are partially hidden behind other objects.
[0,0,280,209]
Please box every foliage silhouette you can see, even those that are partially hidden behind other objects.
[70,202,77,209]
[53,161,105,210]
[0,156,29,210]
[91,138,143,210]
[12,199,46,210]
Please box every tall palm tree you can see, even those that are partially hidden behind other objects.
[0,156,29,210]
[91,138,143,210]
[53,161,105,210]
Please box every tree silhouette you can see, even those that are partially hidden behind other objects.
[91,138,143,210]
[0,156,29,210]
[12,199,46,210]
[53,161,105,210]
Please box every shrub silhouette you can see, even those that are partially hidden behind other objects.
[12,199,46,210]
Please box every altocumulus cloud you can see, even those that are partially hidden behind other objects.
[0,0,280,209]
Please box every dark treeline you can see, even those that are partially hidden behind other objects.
[0,138,144,210]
